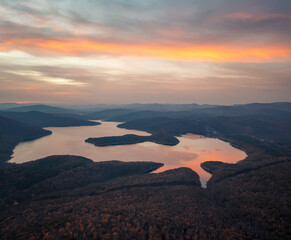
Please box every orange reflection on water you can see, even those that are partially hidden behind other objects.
[10,122,247,187]
[153,134,246,186]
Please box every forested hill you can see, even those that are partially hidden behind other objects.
[4,104,76,114]
[0,111,100,128]
[0,103,290,239]
[0,110,101,162]
[86,132,179,147]
[0,115,51,162]
[0,154,290,239]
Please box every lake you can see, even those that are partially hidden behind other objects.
[9,121,247,187]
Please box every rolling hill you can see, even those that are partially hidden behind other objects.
[0,115,51,162]
[0,111,100,128]
[5,104,76,114]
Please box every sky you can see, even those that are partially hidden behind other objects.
[0,0,290,105]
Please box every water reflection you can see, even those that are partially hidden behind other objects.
[10,121,246,187]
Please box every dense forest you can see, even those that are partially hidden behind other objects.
[86,131,179,147]
[0,154,290,239]
[0,103,290,239]
[0,115,51,163]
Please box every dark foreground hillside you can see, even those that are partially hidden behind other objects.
[0,154,290,240]
[0,115,51,163]
[0,112,100,163]
[0,103,290,239]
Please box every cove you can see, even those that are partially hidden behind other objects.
[9,121,247,187]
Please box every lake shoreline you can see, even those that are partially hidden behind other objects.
[8,121,247,187]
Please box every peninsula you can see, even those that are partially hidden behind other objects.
[85,131,179,146]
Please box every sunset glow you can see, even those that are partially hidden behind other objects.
[2,38,290,62]
[0,0,290,104]
[0,2,290,238]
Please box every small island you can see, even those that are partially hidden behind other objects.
[85,131,179,147]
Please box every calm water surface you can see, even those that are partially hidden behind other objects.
[10,121,247,187]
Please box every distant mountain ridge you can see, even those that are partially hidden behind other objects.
[1,102,290,114]
[0,103,34,110]
[0,111,100,128]
[4,104,76,114]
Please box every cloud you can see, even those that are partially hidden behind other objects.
[0,0,290,104]
[0,0,290,61]
[4,69,85,86]
[1,37,290,62]
[0,58,289,104]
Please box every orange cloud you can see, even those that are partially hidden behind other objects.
[2,38,291,62]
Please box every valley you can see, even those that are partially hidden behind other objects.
[0,102,290,239]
